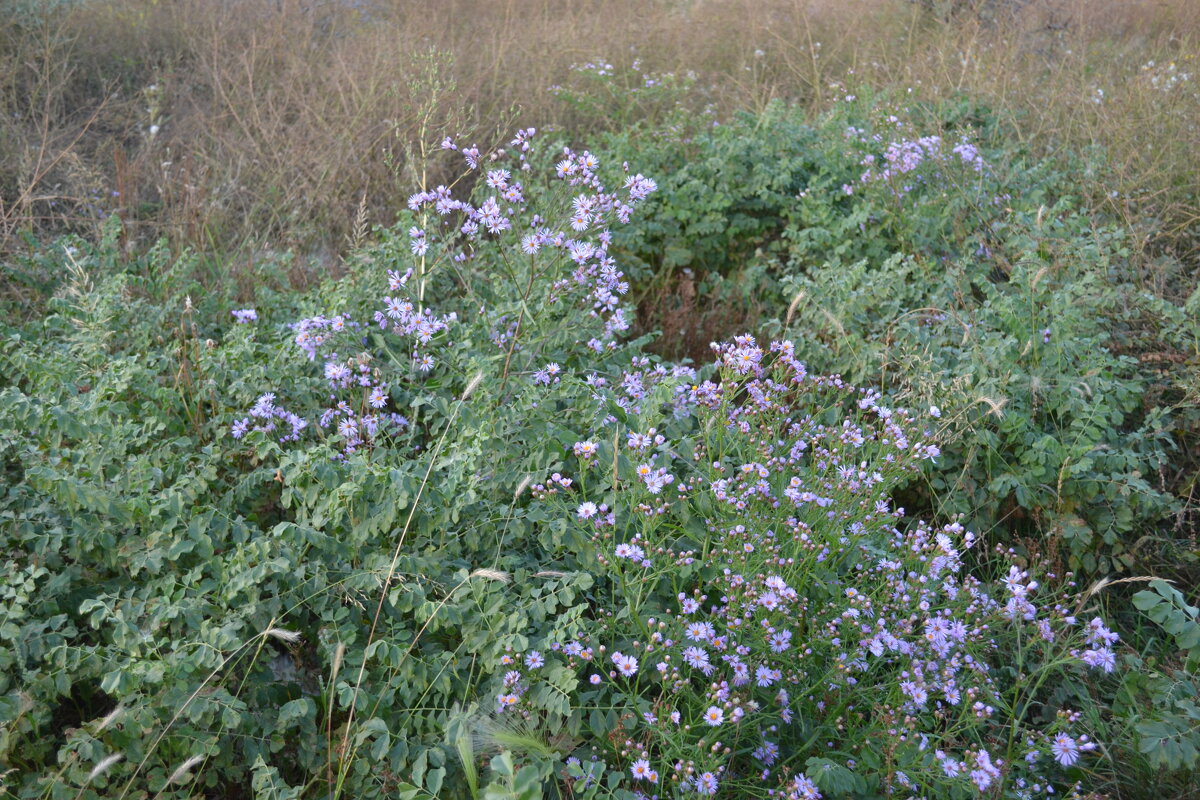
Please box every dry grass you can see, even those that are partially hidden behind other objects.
[1,0,1198,276]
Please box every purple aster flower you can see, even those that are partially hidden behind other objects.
[693,772,719,795]
[630,759,654,782]
[682,646,712,674]
[791,773,822,799]
[969,749,1001,792]
[755,664,779,687]
[1082,647,1116,672]
[611,652,638,677]
[753,739,779,766]
[336,417,358,439]
[614,543,646,562]
[1051,733,1080,766]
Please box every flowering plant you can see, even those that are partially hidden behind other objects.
[496,337,1119,798]
[229,127,658,460]
[217,123,1129,799]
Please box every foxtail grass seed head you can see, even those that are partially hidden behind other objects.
[96,704,124,732]
[167,754,204,785]
[265,628,302,644]
[461,371,484,400]
[469,568,511,583]
[332,642,346,677]
[514,475,532,500]
[86,753,124,783]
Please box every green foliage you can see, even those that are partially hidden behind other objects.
[1104,582,1200,782]
[598,90,1191,577]
[1,85,1197,799]
[1134,580,1200,664]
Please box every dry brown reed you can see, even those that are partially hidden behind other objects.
[1,0,1197,276]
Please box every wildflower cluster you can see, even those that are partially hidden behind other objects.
[233,267,437,456]
[231,128,659,455]
[501,338,1120,798]
[433,131,656,355]
[851,131,989,198]
[1140,59,1194,92]
[231,392,306,443]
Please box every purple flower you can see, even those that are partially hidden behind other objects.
[755,664,780,687]
[693,772,719,795]
[232,308,257,323]
[611,652,638,677]
[969,749,1001,792]
[336,417,359,440]
[1086,618,1120,646]
[532,363,561,386]
[790,774,822,800]
[682,646,712,674]
[1051,733,1080,766]
[614,543,646,562]
[630,759,655,782]
[1082,647,1116,672]
[486,169,510,190]
[753,739,779,766]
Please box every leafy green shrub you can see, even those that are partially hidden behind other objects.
[2,109,1196,800]
[779,216,1178,574]
[585,91,1186,577]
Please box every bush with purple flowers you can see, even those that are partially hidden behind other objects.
[496,335,1123,798]
[2,82,1197,800]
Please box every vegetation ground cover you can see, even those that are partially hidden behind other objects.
[1,1,1199,798]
